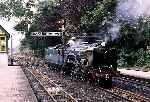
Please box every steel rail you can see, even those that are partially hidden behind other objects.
[110,86,150,102]
[25,68,77,102]
[25,68,57,102]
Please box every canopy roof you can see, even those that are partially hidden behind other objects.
[0,25,10,39]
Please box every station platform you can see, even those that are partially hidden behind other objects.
[0,65,38,102]
[118,68,150,79]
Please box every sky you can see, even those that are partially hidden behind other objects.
[1,0,150,52]
[0,18,24,51]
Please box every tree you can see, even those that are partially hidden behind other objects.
[16,0,62,55]
[116,16,150,67]
[57,0,99,32]
[0,0,26,18]
[0,0,118,54]
[80,0,117,33]
[29,0,61,32]
[119,17,150,50]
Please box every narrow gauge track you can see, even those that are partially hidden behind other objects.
[118,74,150,88]
[16,55,149,102]
[24,67,77,102]
[112,76,150,102]
[23,67,55,101]
[49,64,150,102]
[109,86,150,102]
[40,64,133,102]
[113,77,150,97]
[21,62,130,102]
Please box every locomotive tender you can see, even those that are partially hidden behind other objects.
[45,39,118,87]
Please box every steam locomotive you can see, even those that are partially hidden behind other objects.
[45,40,118,87]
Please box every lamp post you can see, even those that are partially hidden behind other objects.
[10,34,13,65]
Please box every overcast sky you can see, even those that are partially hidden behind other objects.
[0,18,24,50]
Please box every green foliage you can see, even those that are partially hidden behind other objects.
[58,0,106,32]
[81,0,116,32]
[17,0,62,54]
[0,0,26,18]
[118,48,137,67]
[30,0,60,32]
[135,48,145,67]
[14,20,28,31]
[119,23,139,49]
[116,16,150,68]
[118,47,150,68]
[144,51,150,68]
[117,48,128,67]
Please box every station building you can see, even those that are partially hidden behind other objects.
[0,25,10,65]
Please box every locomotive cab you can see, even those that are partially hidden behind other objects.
[84,46,117,87]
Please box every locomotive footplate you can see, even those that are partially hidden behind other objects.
[86,66,112,87]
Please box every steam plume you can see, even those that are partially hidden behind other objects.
[117,0,150,20]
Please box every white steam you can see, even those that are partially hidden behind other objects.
[117,0,150,20]
[108,0,150,41]
[109,23,121,40]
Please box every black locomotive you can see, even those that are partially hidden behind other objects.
[45,41,118,88]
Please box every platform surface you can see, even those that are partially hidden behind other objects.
[118,68,150,79]
[0,65,38,102]
[0,53,8,65]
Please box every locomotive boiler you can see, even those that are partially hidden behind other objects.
[45,40,118,88]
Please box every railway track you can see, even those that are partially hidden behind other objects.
[48,64,150,102]
[112,76,150,102]
[119,74,150,87]
[24,68,77,102]
[109,87,150,102]
[26,66,150,102]
[16,55,150,102]
[24,68,55,101]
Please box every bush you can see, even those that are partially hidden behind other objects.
[118,48,150,69]
[135,48,145,67]
[117,48,129,67]
[144,51,150,68]
[118,48,137,67]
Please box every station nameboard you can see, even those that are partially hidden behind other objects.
[31,32,62,36]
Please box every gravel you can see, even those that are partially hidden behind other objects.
[38,67,129,102]
[17,55,129,102]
